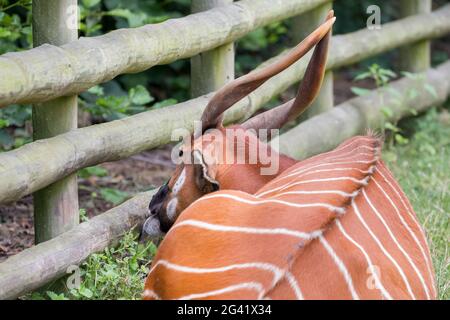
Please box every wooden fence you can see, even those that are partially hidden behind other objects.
[0,0,450,299]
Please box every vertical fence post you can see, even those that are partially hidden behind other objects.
[399,0,432,72]
[190,0,234,98]
[291,2,333,119]
[32,0,79,243]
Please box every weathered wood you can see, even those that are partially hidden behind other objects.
[399,0,431,72]
[32,0,79,243]
[0,0,329,108]
[1,62,449,300]
[191,0,234,97]
[0,6,450,204]
[292,1,334,118]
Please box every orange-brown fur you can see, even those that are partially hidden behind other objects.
[144,136,436,300]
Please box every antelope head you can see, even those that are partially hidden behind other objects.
[142,11,335,238]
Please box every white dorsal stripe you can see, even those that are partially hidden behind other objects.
[336,220,393,300]
[282,145,377,176]
[285,139,377,172]
[196,193,345,214]
[280,166,375,183]
[149,259,303,299]
[172,219,323,240]
[319,235,360,300]
[272,189,359,199]
[351,200,416,299]
[362,189,431,299]
[266,152,378,188]
[258,166,375,198]
[257,176,371,198]
[177,282,266,300]
[375,169,436,296]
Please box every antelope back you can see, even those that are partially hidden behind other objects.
[143,136,436,300]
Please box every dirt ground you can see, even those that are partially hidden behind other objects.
[1,36,448,262]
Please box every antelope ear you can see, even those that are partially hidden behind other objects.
[192,150,220,193]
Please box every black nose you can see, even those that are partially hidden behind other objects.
[149,183,169,216]
[149,198,163,217]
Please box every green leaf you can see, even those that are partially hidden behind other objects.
[353,71,371,81]
[46,291,68,300]
[381,107,394,118]
[424,84,438,99]
[151,98,178,109]
[82,0,101,8]
[407,89,419,100]
[87,85,104,96]
[394,134,409,145]
[385,122,401,133]
[79,166,108,178]
[0,28,12,38]
[79,287,94,298]
[400,71,419,80]
[379,69,397,78]
[106,8,133,19]
[79,208,89,223]
[100,188,130,205]
[350,87,371,97]
[0,118,9,128]
[129,85,153,105]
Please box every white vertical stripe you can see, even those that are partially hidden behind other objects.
[336,220,393,300]
[352,200,416,299]
[362,189,431,299]
[285,271,304,300]
[375,169,436,297]
[319,235,360,300]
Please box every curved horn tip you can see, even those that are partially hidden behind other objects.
[326,10,335,20]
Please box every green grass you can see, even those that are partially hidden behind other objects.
[28,232,157,300]
[383,106,450,300]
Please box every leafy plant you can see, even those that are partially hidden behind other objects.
[0,1,32,55]
[78,166,109,179]
[353,63,397,88]
[29,231,157,300]
[351,64,409,144]
[99,187,130,205]
[79,208,89,223]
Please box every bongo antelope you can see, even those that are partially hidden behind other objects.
[142,11,436,300]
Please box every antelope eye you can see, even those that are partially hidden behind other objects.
[179,150,184,157]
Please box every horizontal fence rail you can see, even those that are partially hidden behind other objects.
[0,0,329,108]
[0,4,449,204]
[1,61,449,300]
